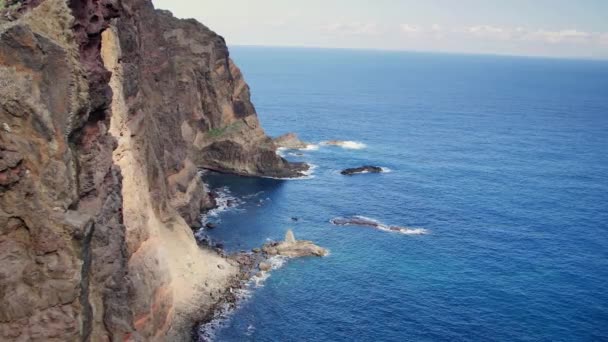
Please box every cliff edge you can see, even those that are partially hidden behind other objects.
[0,0,299,340]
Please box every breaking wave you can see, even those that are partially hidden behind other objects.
[321,140,367,150]
[197,255,288,341]
[303,144,319,151]
[261,163,317,181]
[330,215,429,235]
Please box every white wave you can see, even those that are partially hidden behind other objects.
[242,191,265,199]
[380,167,393,173]
[276,144,317,157]
[251,271,270,287]
[267,255,288,270]
[260,163,317,181]
[340,141,367,149]
[246,324,255,336]
[197,255,290,341]
[331,215,429,236]
[301,163,317,178]
[276,147,287,157]
[352,215,382,225]
[303,144,319,151]
[200,186,242,227]
[197,286,252,342]
[378,226,429,235]
[321,140,367,150]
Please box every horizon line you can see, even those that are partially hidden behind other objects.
[228,43,608,63]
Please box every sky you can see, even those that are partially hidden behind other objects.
[152,0,608,59]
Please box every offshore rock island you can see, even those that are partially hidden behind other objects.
[0,0,307,340]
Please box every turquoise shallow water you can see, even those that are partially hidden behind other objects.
[198,47,608,341]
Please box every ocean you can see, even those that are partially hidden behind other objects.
[197,47,608,341]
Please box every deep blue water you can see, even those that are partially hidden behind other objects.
[200,47,608,341]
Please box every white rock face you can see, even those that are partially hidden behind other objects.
[285,229,297,244]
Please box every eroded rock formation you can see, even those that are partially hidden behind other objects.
[273,132,309,149]
[262,230,328,258]
[0,0,301,340]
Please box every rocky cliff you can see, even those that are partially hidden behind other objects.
[0,0,301,340]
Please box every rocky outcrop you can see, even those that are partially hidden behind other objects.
[330,216,429,235]
[0,0,300,341]
[262,230,328,258]
[341,165,384,175]
[112,1,306,179]
[273,132,309,149]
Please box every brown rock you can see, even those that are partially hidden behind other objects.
[258,262,272,272]
[0,0,298,340]
[273,132,309,149]
[262,230,328,258]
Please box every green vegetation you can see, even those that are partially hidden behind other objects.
[1,0,24,11]
[207,121,244,138]
[208,127,226,138]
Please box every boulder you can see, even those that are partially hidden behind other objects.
[259,262,272,272]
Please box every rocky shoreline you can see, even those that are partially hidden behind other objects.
[195,230,327,341]
[0,1,310,340]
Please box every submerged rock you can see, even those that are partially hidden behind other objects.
[273,133,309,149]
[341,166,383,175]
[262,230,328,257]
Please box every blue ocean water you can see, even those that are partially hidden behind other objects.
[200,47,608,341]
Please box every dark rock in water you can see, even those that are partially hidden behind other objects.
[340,166,383,175]
[330,216,381,228]
[252,248,261,253]
[291,217,299,222]
[330,216,429,235]
[205,222,217,229]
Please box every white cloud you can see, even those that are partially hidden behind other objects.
[399,24,444,39]
[431,24,442,32]
[463,25,606,45]
[466,25,516,40]
[400,24,421,35]
[321,22,383,36]
[524,29,592,44]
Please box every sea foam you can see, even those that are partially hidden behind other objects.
[198,255,289,341]
[321,140,367,149]
[330,215,429,236]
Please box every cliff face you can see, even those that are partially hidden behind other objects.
[0,0,298,340]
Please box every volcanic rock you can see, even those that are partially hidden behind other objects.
[341,166,384,175]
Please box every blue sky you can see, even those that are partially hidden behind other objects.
[153,0,608,59]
